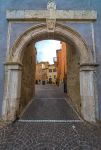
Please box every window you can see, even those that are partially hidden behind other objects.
[53,68,56,72]
[49,69,52,72]
[54,75,56,79]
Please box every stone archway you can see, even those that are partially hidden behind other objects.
[2,23,98,122]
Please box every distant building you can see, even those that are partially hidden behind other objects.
[47,64,57,84]
[35,62,49,84]
[41,62,49,84]
[56,42,67,86]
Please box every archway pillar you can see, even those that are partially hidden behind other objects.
[80,63,98,122]
[2,62,22,121]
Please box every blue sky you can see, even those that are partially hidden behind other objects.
[35,40,61,64]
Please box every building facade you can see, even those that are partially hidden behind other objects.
[35,62,49,84]
[47,64,57,84]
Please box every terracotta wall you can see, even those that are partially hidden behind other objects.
[61,42,67,77]
[56,50,61,83]
[67,44,81,113]
[56,42,67,84]
[19,42,36,114]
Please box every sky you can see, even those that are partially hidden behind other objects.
[35,40,61,64]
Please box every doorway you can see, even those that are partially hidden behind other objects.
[2,23,97,122]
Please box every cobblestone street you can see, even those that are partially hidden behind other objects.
[0,85,101,150]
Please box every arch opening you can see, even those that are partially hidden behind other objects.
[2,23,97,122]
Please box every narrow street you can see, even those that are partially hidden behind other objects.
[20,85,79,121]
[0,85,101,150]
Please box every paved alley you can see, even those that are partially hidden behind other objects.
[20,85,79,121]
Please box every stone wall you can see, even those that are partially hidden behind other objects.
[67,44,81,113]
[19,42,36,114]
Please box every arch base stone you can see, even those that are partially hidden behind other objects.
[2,63,22,121]
[80,64,98,122]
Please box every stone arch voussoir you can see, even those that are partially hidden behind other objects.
[9,23,93,64]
